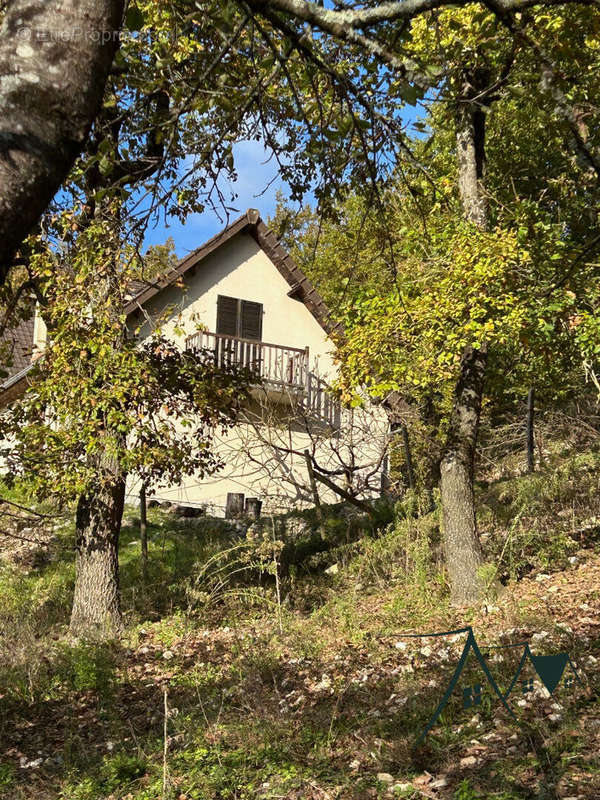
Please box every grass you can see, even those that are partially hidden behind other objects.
[1,443,600,798]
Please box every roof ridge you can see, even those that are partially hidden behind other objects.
[124,209,337,335]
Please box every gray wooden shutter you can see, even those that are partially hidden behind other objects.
[216,295,239,336]
[240,300,263,341]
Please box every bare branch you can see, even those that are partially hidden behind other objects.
[248,0,599,33]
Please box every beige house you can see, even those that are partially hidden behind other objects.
[0,210,390,516]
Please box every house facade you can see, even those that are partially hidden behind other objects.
[0,210,390,516]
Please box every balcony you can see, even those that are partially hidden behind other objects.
[186,331,340,428]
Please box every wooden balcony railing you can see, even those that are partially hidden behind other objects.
[186,330,341,428]
[186,331,309,388]
[303,372,342,430]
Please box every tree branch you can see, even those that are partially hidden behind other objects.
[249,0,599,33]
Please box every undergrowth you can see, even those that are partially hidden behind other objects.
[0,442,599,798]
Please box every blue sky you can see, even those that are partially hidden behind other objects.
[141,103,426,258]
[142,138,300,258]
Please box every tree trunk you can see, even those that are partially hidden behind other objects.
[440,344,487,604]
[140,483,148,581]
[526,387,535,473]
[440,73,490,604]
[456,96,488,229]
[70,465,125,637]
[401,424,416,491]
[0,0,124,281]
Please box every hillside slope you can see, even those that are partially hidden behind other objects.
[0,449,599,799]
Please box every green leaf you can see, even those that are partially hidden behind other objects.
[398,84,419,106]
[125,6,145,31]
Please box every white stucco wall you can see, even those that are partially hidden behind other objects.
[133,233,336,379]
[127,231,388,515]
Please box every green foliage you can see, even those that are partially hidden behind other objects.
[479,448,600,581]
[336,205,580,414]
[100,753,148,793]
[0,215,250,505]
[0,764,15,790]
[54,641,117,694]
[268,192,396,311]
[453,779,482,800]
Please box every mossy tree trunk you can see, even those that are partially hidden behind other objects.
[70,450,126,637]
[0,0,124,281]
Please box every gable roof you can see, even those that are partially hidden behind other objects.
[124,208,338,335]
[0,210,337,406]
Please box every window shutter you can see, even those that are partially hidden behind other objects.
[240,300,263,341]
[216,295,238,336]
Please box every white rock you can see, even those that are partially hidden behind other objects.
[532,631,550,643]
[314,674,331,691]
[377,772,394,784]
[556,622,573,633]
[16,43,34,58]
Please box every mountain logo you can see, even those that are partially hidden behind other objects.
[394,626,583,745]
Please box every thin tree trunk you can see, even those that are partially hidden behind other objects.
[440,73,490,604]
[526,387,535,473]
[140,483,148,581]
[70,452,126,637]
[304,449,322,512]
[401,424,416,491]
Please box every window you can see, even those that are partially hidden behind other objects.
[216,295,263,340]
